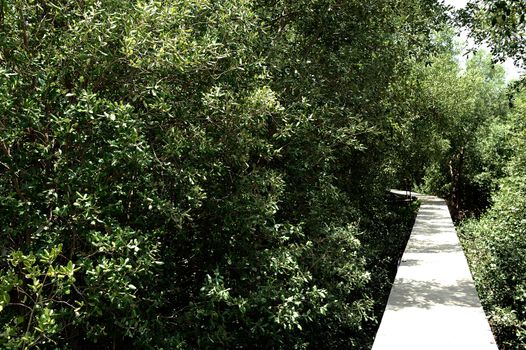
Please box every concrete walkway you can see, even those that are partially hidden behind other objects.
[372,191,498,350]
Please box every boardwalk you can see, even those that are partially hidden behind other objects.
[372,192,498,350]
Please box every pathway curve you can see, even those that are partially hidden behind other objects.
[372,191,498,350]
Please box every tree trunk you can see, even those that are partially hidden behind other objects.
[449,146,465,220]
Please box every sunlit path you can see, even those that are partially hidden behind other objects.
[372,192,498,350]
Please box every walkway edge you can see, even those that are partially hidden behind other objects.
[372,191,498,350]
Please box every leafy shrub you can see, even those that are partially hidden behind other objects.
[459,93,526,349]
[460,176,526,349]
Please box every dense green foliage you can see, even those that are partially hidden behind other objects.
[459,91,526,350]
[3,0,526,349]
[452,3,526,349]
[0,0,443,348]
[385,40,508,219]
[419,51,508,218]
